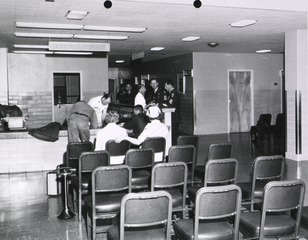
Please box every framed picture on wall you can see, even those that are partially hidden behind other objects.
[177,72,185,94]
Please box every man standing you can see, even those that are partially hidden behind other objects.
[164,79,179,143]
[88,93,111,128]
[123,105,148,138]
[146,78,165,108]
[124,83,135,105]
[67,100,98,143]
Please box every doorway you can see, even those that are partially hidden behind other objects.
[228,70,253,133]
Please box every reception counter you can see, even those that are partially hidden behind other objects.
[0,129,98,174]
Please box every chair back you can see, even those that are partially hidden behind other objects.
[177,135,198,149]
[208,143,232,160]
[142,137,166,162]
[66,141,93,169]
[259,180,305,238]
[204,158,238,186]
[125,148,154,169]
[120,191,172,240]
[257,113,272,128]
[105,140,131,165]
[195,185,241,240]
[253,155,284,181]
[79,151,110,173]
[275,113,285,129]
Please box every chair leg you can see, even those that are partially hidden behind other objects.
[78,192,82,221]
[86,213,91,240]
[92,217,96,240]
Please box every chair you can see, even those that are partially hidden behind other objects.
[125,148,154,191]
[107,191,173,240]
[71,151,110,221]
[188,158,238,203]
[194,142,232,181]
[105,139,131,165]
[271,113,285,146]
[238,155,284,211]
[142,137,166,163]
[168,145,196,186]
[240,180,305,240]
[250,113,272,143]
[84,165,132,240]
[151,162,187,218]
[177,135,198,149]
[174,185,242,240]
[66,141,93,170]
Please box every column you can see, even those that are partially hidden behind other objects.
[0,48,8,104]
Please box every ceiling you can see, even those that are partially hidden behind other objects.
[0,0,307,67]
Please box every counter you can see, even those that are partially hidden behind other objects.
[0,129,97,174]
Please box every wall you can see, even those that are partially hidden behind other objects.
[193,52,283,134]
[132,53,194,134]
[7,54,108,128]
[0,48,8,104]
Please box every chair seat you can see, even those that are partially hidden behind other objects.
[238,181,268,199]
[240,212,296,237]
[132,170,150,185]
[194,165,205,179]
[107,226,166,240]
[85,192,126,215]
[174,219,234,240]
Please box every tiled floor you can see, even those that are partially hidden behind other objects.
[0,133,307,239]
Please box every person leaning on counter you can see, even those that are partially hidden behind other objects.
[67,100,98,143]
[88,93,111,128]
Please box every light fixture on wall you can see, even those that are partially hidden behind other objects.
[104,0,112,9]
[193,0,202,8]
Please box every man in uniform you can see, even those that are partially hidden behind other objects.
[164,79,179,144]
[88,93,111,128]
[146,78,165,108]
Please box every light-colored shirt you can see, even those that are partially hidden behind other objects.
[88,96,108,125]
[137,120,168,143]
[134,92,146,109]
[95,123,128,151]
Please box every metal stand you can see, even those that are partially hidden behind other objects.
[57,167,75,219]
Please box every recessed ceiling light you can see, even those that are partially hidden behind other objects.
[150,47,164,51]
[182,36,200,42]
[230,20,257,28]
[207,42,219,48]
[13,44,49,49]
[15,32,73,38]
[83,25,147,33]
[73,34,128,40]
[65,10,89,20]
[13,50,54,54]
[256,49,271,53]
[15,22,83,30]
[54,52,93,55]
[115,60,125,63]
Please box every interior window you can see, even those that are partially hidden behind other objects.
[53,73,80,105]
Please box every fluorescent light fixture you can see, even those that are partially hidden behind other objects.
[65,10,89,20]
[13,50,54,54]
[15,22,83,30]
[150,47,164,51]
[256,49,271,53]
[84,25,146,33]
[74,34,128,40]
[182,36,200,42]
[15,32,73,38]
[54,51,93,55]
[13,44,49,49]
[115,60,125,63]
[230,20,257,28]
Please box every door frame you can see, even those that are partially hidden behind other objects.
[51,71,83,122]
[227,69,254,133]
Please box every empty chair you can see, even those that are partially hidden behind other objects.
[194,142,232,181]
[142,137,166,163]
[271,113,285,145]
[188,158,238,203]
[85,165,131,240]
[238,155,284,211]
[151,162,187,218]
[240,180,305,239]
[107,191,173,240]
[174,185,242,240]
[250,113,272,143]
[66,141,93,170]
[71,151,110,221]
[177,135,198,149]
[168,145,196,185]
[105,139,131,165]
[125,148,154,191]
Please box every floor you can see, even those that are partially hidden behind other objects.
[0,132,307,240]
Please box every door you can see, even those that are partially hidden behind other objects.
[229,70,252,132]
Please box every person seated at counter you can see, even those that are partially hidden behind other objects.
[116,106,168,146]
[94,111,128,151]
[123,105,148,138]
